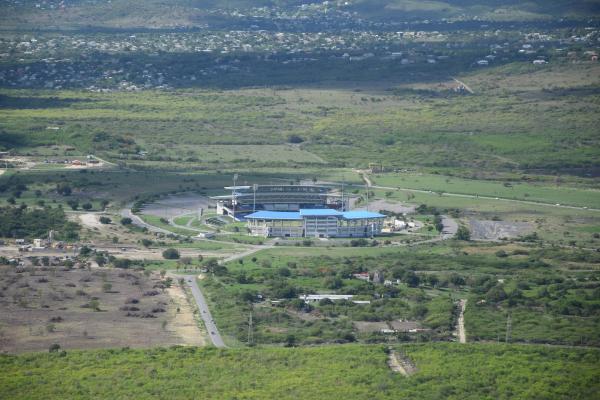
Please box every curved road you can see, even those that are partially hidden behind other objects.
[121,207,173,235]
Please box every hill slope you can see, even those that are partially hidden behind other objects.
[1,343,599,399]
[1,0,599,30]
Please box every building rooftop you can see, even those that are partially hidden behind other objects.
[244,211,302,220]
[244,209,386,220]
[299,209,342,217]
[341,210,386,219]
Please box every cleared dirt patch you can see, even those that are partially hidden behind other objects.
[142,193,214,219]
[368,199,415,214]
[387,350,417,376]
[469,219,532,240]
[165,284,206,346]
[0,265,205,353]
[79,213,104,229]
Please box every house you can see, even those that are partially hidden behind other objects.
[299,294,369,304]
[533,59,547,65]
[33,238,46,248]
[352,272,370,281]
[476,60,489,66]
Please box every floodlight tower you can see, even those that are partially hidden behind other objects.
[252,183,258,212]
[232,173,238,221]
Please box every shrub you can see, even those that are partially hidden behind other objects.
[48,343,61,353]
[162,248,180,259]
[455,226,471,241]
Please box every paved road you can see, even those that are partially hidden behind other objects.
[181,275,226,348]
[121,207,173,235]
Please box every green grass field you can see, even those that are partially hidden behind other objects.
[372,172,600,209]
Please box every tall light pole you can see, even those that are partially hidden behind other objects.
[232,173,238,221]
[253,183,258,212]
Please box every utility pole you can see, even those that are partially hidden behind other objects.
[341,181,345,211]
[247,311,254,346]
[505,313,512,343]
[365,183,369,211]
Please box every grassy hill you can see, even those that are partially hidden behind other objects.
[1,343,599,399]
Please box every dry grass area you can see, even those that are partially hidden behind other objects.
[0,265,205,353]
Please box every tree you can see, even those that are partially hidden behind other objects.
[284,334,296,347]
[404,271,420,287]
[120,217,133,225]
[99,216,111,224]
[113,258,131,269]
[79,246,92,257]
[455,225,471,241]
[102,283,112,292]
[67,199,79,210]
[449,273,465,287]
[486,285,507,303]
[287,134,304,144]
[49,343,61,353]
[427,274,439,288]
[56,183,72,196]
[82,202,93,211]
[162,248,180,260]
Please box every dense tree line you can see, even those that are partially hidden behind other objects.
[0,205,79,240]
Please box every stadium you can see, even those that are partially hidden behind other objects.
[211,183,384,238]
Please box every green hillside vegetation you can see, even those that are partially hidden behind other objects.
[1,62,599,173]
[1,344,598,399]
[196,242,600,346]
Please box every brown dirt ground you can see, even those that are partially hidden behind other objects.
[0,265,206,353]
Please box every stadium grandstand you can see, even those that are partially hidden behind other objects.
[211,184,348,220]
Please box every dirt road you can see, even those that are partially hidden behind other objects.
[457,299,467,344]
[387,350,417,376]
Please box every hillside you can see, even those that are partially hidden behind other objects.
[1,0,599,30]
[1,343,599,399]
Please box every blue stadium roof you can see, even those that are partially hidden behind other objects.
[244,211,302,220]
[245,209,386,221]
[341,210,386,219]
[299,209,342,217]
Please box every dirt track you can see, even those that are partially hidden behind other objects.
[457,299,467,344]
